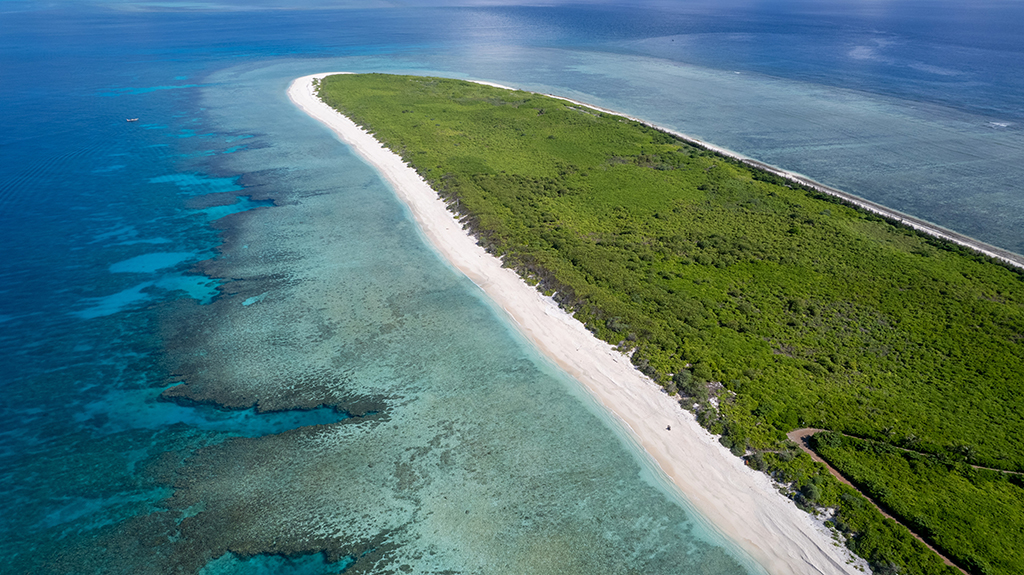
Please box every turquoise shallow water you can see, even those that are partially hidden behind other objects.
[1,2,1021,573]
[149,61,761,573]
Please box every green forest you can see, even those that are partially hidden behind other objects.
[316,73,1024,575]
[812,432,1024,575]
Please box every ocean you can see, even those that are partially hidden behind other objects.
[1,1,1021,573]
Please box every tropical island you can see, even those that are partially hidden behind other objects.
[295,73,1023,575]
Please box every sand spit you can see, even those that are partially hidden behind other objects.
[289,73,862,575]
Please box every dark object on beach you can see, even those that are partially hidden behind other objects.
[666,425,671,431]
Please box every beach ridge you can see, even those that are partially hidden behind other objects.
[288,72,861,575]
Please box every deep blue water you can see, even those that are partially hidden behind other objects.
[1,1,1022,573]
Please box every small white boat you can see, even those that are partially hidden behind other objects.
[126,118,139,122]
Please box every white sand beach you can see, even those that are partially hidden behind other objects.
[289,73,861,575]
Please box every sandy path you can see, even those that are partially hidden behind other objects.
[787,429,968,574]
[288,73,861,575]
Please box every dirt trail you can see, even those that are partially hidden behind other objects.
[787,428,967,574]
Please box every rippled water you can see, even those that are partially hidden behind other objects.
[2,1,1021,573]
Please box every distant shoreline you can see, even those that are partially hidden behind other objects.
[539,92,1024,271]
[290,72,862,575]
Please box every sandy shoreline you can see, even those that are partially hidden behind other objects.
[542,94,1024,271]
[289,73,861,575]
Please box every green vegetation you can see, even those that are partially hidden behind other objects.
[316,73,1024,574]
[750,445,958,575]
[812,432,1024,575]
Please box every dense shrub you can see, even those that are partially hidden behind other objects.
[318,73,1024,574]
